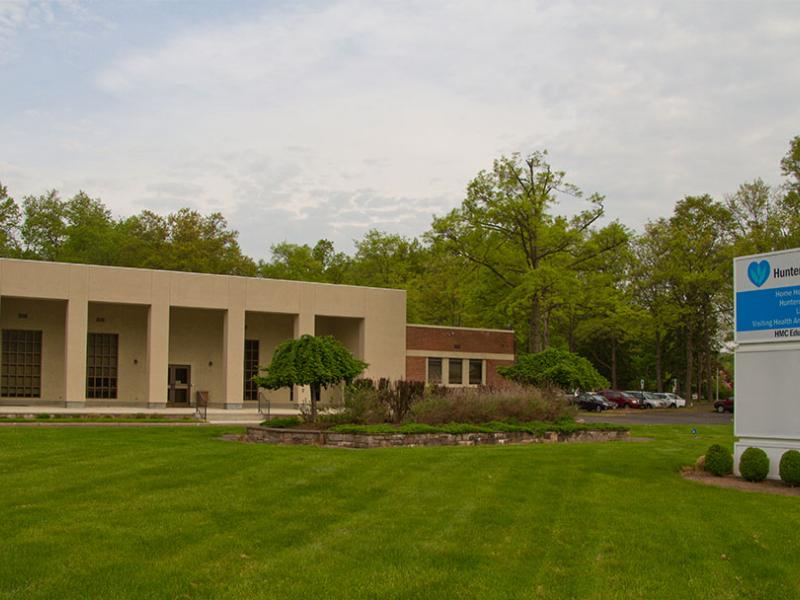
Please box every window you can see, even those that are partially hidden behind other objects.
[448,358,463,385]
[469,359,483,385]
[244,339,260,401]
[427,357,442,384]
[86,333,118,399]
[1,329,42,398]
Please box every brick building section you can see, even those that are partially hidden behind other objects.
[405,325,515,387]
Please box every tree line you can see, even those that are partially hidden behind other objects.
[1,134,798,398]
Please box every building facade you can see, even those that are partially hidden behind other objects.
[0,259,406,408]
[405,324,515,387]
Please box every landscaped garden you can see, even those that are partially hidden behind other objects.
[2,423,800,599]
[251,336,624,448]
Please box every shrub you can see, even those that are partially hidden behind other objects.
[498,348,608,391]
[328,420,627,436]
[340,383,390,424]
[378,379,425,423]
[262,416,301,428]
[34,413,51,420]
[408,384,572,425]
[779,450,800,486]
[704,444,733,476]
[739,447,769,482]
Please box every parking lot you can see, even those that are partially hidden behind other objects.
[581,404,733,426]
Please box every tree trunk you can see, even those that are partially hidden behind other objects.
[611,337,618,390]
[542,309,551,349]
[568,310,576,352]
[528,295,542,353]
[311,383,320,421]
[684,325,693,402]
[655,329,663,392]
[706,350,714,404]
[697,351,704,403]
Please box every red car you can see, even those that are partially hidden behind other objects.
[598,389,640,409]
[714,398,734,413]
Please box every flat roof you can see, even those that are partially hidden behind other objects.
[406,323,514,334]
[0,258,406,295]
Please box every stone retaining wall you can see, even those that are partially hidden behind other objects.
[245,426,629,448]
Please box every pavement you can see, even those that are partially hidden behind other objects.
[0,405,300,425]
[581,404,733,426]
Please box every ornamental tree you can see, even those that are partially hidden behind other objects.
[498,347,608,391]
[252,334,367,421]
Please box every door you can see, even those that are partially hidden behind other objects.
[168,364,191,404]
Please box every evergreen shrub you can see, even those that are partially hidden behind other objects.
[704,444,733,476]
[779,450,800,486]
[739,447,769,482]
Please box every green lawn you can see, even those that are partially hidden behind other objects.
[1,424,799,599]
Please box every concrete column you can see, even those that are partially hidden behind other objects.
[294,311,314,338]
[293,311,315,406]
[146,302,170,408]
[64,296,88,407]
[223,306,245,409]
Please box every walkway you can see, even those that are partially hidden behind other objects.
[0,405,300,425]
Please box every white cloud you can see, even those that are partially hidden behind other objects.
[2,1,799,255]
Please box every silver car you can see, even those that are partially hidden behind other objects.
[625,391,668,409]
[655,392,686,408]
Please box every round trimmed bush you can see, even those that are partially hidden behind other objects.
[704,444,733,476]
[779,450,800,486]
[739,447,769,482]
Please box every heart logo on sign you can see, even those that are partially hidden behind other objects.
[747,260,770,288]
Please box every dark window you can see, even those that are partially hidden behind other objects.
[448,358,463,385]
[86,333,118,399]
[1,329,42,398]
[244,339,260,401]
[469,359,483,385]
[427,357,442,384]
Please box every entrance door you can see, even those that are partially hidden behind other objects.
[168,364,191,404]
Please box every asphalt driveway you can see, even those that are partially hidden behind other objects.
[581,404,733,426]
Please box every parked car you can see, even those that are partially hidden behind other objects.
[653,392,686,408]
[574,393,616,412]
[598,389,640,409]
[714,397,734,413]
[624,391,667,409]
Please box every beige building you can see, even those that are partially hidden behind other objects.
[0,259,406,409]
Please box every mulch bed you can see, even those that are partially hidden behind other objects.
[681,466,800,497]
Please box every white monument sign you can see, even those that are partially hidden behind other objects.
[734,248,800,478]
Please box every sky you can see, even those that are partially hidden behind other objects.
[1,0,799,258]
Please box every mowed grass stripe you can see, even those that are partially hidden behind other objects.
[1,425,799,599]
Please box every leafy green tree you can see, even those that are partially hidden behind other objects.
[259,239,350,283]
[116,210,170,268]
[630,220,682,391]
[347,229,425,288]
[499,348,608,391]
[0,183,21,257]
[662,196,733,400]
[776,135,800,248]
[407,241,474,326]
[58,192,122,265]
[161,209,256,275]
[780,135,800,194]
[20,190,66,260]
[432,151,626,352]
[725,179,778,254]
[252,335,367,421]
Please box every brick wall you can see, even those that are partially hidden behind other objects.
[486,359,514,387]
[406,325,514,354]
[405,325,515,386]
[406,356,426,382]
